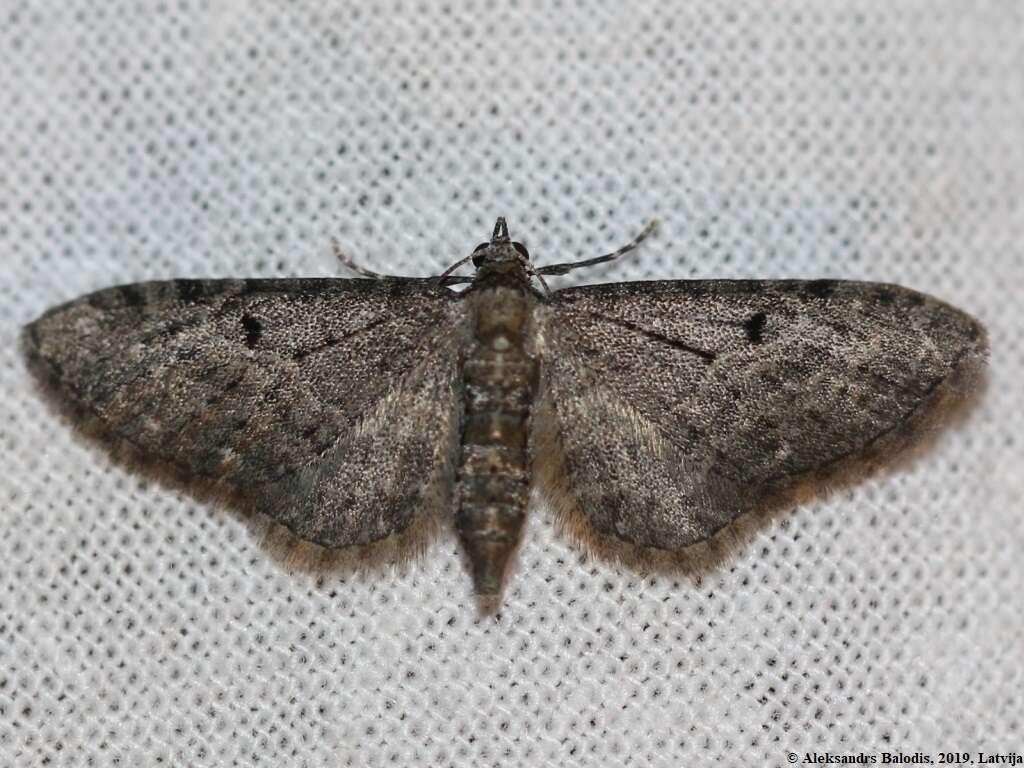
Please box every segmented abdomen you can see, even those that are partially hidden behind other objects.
[456,285,538,595]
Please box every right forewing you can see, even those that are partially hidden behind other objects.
[534,279,986,551]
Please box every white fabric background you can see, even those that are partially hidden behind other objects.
[1,1,1021,765]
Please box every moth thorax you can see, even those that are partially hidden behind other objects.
[474,288,527,342]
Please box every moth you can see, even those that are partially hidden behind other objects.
[24,218,986,599]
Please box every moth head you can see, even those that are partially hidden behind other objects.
[471,217,531,270]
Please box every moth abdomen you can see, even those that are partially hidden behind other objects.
[456,282,539,596]
[457,471,530,503]
[462,359,533,412]
[462,412,528,450]
[456,500,528,543]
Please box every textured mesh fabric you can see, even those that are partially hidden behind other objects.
[2,1,1021,765]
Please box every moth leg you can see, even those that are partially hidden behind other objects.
[536,220,658,277]
[332,239,394,279]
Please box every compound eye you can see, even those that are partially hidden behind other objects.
[512,242,530,260]
[472,243,489,267]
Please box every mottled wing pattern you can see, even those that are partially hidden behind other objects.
[24,278,467,547]
[534,280,986,550]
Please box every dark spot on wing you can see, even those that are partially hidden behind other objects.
[87,290,122,311]
[135,318,189,346]
[805,407,828,426]
[242,314,262,349]
[119,285,146,307]
[744,312,767,344]
[805,280,836,299]
[873,288,896,305]
[175,279,205,302]
[905,291,925,306]
[240,279,265,295]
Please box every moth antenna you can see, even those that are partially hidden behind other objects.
[438,275,474,287]
[536,219,659,277]
[332,239,392,279]
[438,252,476,282]
[526,265,551,294]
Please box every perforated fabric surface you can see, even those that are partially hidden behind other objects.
[1,2,1022,766]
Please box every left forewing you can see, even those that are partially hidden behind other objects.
[24,277,468,548]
